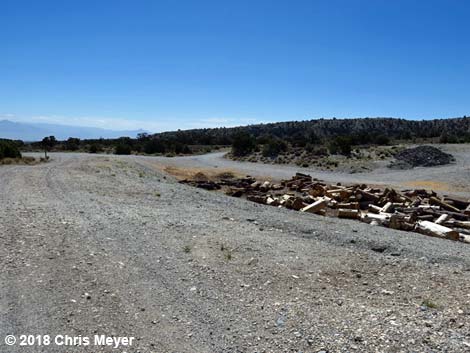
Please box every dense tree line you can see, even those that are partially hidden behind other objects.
[18,117,470,157]
[27,134,195,155]
[156,117,470,148]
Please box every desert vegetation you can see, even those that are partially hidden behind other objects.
[16,117,470,163]
[0,139,22,159]
[0,139,39,165]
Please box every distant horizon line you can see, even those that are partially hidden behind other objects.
[2,114,469,135]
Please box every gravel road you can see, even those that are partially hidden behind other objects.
[2,153,470,352]
[145,144,470,197]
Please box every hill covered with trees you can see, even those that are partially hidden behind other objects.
[154,116,470,148]
[20,117,470,157]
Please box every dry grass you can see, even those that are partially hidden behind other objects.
[0,157,39,165]
[162,166,243,181]
[403,180,453,191]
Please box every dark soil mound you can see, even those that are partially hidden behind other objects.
[394,146,454,167]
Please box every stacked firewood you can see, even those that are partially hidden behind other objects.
[181,173,470,243]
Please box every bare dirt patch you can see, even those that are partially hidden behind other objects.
[162,165,245,181]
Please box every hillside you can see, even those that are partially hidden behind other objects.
[153,117,470,145]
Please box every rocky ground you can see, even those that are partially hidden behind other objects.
[145,144,470,198]
[2,153,470,352]
[392,146,455,169]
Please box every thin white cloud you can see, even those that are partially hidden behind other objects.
[0,113,17,119]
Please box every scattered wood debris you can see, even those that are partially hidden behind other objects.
[180,173,470,243]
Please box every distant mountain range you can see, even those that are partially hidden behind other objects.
[0,120,146,141]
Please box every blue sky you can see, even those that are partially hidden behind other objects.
[1,0,470,132]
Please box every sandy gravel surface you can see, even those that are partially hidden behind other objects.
[143,144,470,197]
[2,153,470,352]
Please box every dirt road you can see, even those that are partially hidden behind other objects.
[2,153,470,352]
[143,144,470,197]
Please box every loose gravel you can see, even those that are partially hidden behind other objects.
[1,153,470,352]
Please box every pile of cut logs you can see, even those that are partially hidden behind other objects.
[180,173,470,243]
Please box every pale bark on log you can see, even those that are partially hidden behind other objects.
[301,199,327,214]
[435,214,449,225]
[368,205,382,214]
[416,220,459,241]
[381,202,394,213]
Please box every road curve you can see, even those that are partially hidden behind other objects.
[142,144,470,197]
[1,153,470,352]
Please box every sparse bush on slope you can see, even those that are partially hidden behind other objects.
[114,144,132,155]
[0,140,22,159]
[231,132,256,157]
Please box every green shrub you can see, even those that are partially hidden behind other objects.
[88,144,101,153]
[0,140,21,159]
[231,132,256,157]
[144,139,166,154]
[114,144,132,155]
[374,135,390,145]
[328,136,352,156]
[65,137,80,151]
[439,132,458,144]
[262,138,287,157]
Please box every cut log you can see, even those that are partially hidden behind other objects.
[417,205,441,210]
[355,190,380,203]
[410,197,422,207]
[444,220,470,230]
[290,197,305,211]
[398,221,416,231]
[368,204,382,214]
[429,196,461,213]
[381,202,394,213]
[417,215,436,221]
[301,199,327,214]
[421,208,469,221]
[326,189,352,201]
[266,197,279,206]
[337,202,359,209]
[281,194,292,201]
[435,214,449,225]
[284,197,305,210]
[308,184,326,197]
[465,204,470,216]
[460,233,470,243]
[260,181,271,191]
[294,172,312,180]
[443,196,470,210]
[389,215,404,230]
[361,213,392,224]
[337,209,360,219]
[415,220,459,241]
